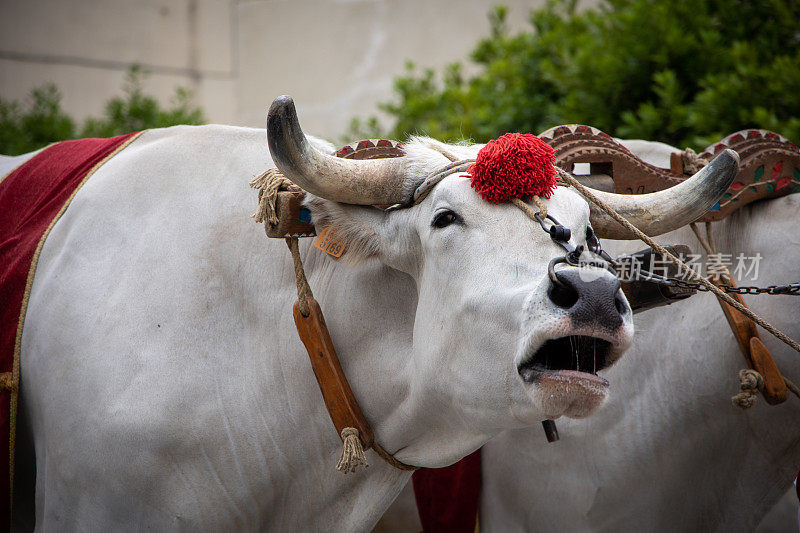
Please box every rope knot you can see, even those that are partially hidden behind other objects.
[336,427,369,473]
[681,148,710,175]
[249,168,301,225]
[732,369,765,409]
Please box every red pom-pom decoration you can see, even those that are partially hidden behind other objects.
[469,133,557,203]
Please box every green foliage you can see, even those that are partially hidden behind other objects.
[0,85,76,156]
[0,66,206,155]
[81,66,205,138]
[357,0,800,149]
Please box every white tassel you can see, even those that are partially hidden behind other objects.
[336,427,369,473]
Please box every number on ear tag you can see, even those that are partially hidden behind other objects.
[314,226,346,258]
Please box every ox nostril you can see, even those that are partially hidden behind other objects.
[548,277,579,309]
[548,269,624,330]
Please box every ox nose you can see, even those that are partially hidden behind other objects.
[548,269,627,330]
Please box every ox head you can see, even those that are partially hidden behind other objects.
[267,96,737,456]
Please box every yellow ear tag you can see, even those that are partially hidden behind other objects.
[313,226,346,258]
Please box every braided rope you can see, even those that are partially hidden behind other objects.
[413,160,475,204]
[427,143,462,163]
[681,147,710,174]
[285,237,314,317]
[785,378,800,399]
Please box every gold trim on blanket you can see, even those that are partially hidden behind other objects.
[7,130,145,517]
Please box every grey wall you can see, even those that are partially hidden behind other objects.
[0,0,542,140]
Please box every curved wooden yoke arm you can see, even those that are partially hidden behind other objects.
[540,125,800,222]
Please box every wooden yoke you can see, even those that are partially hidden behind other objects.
[540,125,800,222]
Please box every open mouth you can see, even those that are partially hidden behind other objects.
[518,335,612,386]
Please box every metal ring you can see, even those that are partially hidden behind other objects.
[533,212,550,233]
[534,213,565,232]
[548,256,568,287]
[565,245,585,265]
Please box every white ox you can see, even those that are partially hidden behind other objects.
[378,139,799,532]
[5,97,735,530]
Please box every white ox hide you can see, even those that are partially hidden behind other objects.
[7,121,696,530]
[477,142,800,532]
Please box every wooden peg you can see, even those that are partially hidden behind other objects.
[749,337,788,405]
[709,269,788,405]
[292,298,374,447]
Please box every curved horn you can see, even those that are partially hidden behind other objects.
[267,95,410,205]
[587,149,739,239]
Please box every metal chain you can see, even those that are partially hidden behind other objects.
[624,267,800,295]
[671,279,800,295]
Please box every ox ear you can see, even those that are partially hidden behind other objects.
[303,196,412,267]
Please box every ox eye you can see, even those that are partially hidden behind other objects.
[432,210,460,228]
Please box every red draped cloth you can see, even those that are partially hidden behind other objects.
[412,449,481,532]
[0,132,141,524]
[0,130,482,528]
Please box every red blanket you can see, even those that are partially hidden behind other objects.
[412,449,481,532]
[0,132,141,523]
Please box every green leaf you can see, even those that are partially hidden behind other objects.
[766,183,775,193]
[0,66,205,155]
[753,165,765,182]
[366,0,800,149]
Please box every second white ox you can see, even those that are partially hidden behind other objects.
[10,96,736,530]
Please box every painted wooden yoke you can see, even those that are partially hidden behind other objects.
[539,125,800,221]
